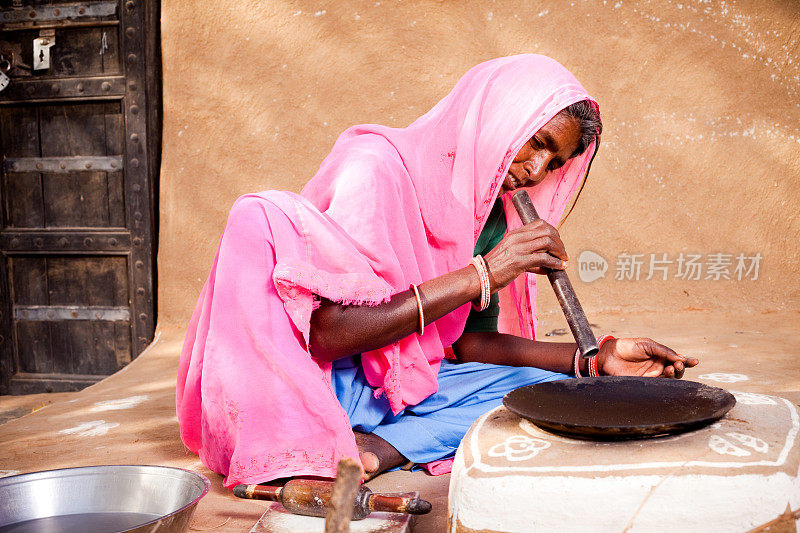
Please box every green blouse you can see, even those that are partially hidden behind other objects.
[463,199,506,333]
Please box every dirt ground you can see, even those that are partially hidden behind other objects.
[0,391,75,426]
[2,309,798,532]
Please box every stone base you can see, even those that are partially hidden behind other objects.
[250,495,417,533]
[448,390,800,532]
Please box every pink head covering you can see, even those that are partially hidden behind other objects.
[302,54,598,411]
[177,54,599,485]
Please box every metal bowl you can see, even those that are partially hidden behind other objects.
[0,465,210,533]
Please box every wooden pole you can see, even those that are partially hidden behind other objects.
[324,457,362,533]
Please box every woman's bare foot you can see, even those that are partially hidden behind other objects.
[354,431,406,480]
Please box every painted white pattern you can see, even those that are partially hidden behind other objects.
[488,435,550,462]
[699,372,749,383]
[709,434,750,456]
[58,420,119,437]
[727,432,768,453]
[90,395,148,412]
[466,396,799,474]
[732,391,777,405]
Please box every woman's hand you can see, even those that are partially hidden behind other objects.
[483,219,568,291]
[598,337,699,379]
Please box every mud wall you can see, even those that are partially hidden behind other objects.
[158,1,800,329]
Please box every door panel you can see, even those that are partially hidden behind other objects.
[6,173,43,227]
[8,27,121,78]
[0,0,160,394]
[10,254,131,376]
[41,171,126,228]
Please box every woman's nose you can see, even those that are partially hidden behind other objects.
[522,154,550,183]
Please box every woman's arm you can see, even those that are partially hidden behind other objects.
[453,331,698,378]
[309,264,481,361]
[453,332,578,373]
[308,219,568,361]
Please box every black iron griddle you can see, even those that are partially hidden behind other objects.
[503,377,736,440]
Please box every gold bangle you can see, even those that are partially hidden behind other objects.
[410,283,424,336]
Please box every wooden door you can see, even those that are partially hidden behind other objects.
[0,0,161,393]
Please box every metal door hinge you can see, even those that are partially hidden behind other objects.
[1,2,117,25]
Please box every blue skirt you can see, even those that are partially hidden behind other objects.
[332,356,569,464]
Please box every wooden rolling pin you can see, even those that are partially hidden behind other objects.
[512,190,599,359]
[233,479,432,520]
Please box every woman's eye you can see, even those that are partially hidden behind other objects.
[529,137,542,149]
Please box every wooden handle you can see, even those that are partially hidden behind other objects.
[325,457,363,532]
[369,494,432,515]
[511,190,599,359]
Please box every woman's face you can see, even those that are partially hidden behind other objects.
[501,113,582,193]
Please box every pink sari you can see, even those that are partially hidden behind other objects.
[177,54,598,487]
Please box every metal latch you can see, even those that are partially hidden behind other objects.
[0,50,14,91]
[0,51,11,92]
[0,52,12,73]
[33,29,56,71]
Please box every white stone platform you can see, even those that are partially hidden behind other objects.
[448,389,800,532]
[249,501,414,533]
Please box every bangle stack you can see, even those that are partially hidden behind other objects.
[410,283,425,336]
[573,349,584,378]
[596,335,616,349]
[588,353,600,378]
[470,255,491,311]
[574,335,616,378]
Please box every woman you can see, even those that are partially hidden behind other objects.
[176,55,697,488]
